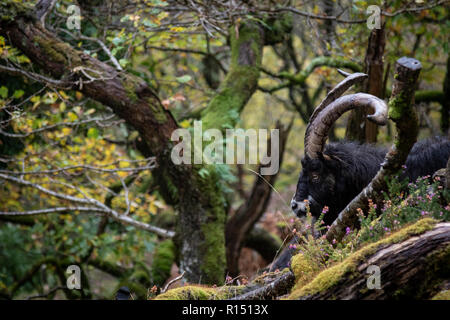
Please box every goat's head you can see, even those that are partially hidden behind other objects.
[291,71,388,223]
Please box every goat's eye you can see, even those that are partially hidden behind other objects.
[311,173,320,182]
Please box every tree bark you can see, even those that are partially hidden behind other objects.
[443,56,450,135]
[346,26,386,143]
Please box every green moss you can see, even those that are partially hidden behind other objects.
[388,93,408,121]
[154,284,244,300]
[263,13,293,44]
[123,80,138,102]
[288,218,437,299]
[151,239,176,286]
[200,21,263,131]
[280,57,362,85]
[196,166,227,285]
[149,100,167,123]
[290,254,322,293]
[432,290,450,300]
[129,263,152,287]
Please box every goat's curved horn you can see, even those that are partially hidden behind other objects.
[305,93,388,159]
[306,72,367,136]
[304,72,368,159]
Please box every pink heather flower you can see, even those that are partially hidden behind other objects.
[332,239,337,244]
[345,227,351,235]
[322,206,329,214]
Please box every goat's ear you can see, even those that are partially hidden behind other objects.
[319,152,344,170]
[317,151,332,162]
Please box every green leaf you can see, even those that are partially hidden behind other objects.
[176,75,192,83]
[13,90,24,99]
[0,86,8,98]
[87,127,99,139]
[119,58,129,68]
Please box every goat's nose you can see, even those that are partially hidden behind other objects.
[291,201,298,211]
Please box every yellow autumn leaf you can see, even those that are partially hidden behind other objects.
[119,161,129,168]
[67,112,78,121]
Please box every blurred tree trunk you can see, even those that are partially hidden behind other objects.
[346,25,386,143]
[443,56,450,135]
[225,121,292,277]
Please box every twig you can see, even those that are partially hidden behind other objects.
[161,272,185,293]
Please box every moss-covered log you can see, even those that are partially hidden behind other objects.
[229,270,295,300]
[290,219,450,300]
[326,57,422,243]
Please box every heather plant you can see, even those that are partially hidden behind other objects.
[289,173,450,271]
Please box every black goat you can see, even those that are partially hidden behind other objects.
[291,72,450,226]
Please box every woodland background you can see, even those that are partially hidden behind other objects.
[0,0,448,300]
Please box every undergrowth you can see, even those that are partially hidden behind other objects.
[290,174,449,271]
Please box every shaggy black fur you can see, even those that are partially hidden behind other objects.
[292,136,450,226]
